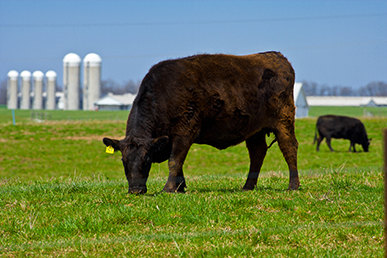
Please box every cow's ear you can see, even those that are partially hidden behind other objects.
[103,137,121,152]
[150,136,169,154]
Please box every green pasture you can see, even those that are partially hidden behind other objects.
[308,106,387,118]
[0,106,386,257]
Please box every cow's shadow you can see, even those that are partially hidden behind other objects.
[188,184,303,194]
[316,149,367,153]
[145,186,290,196]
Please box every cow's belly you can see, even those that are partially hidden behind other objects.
[195,136,247,150]
[194,118,262,150]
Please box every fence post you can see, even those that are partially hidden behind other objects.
[384,129,387,258]
[12,109,15,125]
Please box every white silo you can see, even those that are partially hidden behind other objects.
[32,70,44,110]
[83,53,101,110]
[45,70,57,110]
[63,53,81,110]
[20,70,31,110]
[7,70,19,109]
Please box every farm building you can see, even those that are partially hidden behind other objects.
[94,93,136,111]
[294,82,309,118]
[306,96,387,107]
[93,83,309,115]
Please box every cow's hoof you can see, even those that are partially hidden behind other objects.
[163,180,186,193]
[242,186,254,191]
[163,188,185,194]
[288,180,300,190]
[163,185,186,193]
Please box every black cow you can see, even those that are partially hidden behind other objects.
[313,115,370,152]
[103,51,300,194]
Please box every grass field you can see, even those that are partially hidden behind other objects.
[0,106,386,257]
[308,106,387,118]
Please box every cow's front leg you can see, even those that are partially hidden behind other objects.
[163,136,191,193]
[243,131,267,190]
[352,143,357,152]
[275,125,300,190]
[349,141,357,152]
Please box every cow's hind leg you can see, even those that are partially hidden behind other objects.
[316,135,324,151]
[243,131,267,190]
[275,125,300,190]
[326,136,334,152]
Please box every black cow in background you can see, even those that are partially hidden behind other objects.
[313,115,371,152]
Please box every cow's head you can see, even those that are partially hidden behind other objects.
[362,138,371,152]
[103,136,169,194]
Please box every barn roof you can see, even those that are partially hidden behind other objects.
[94,93,136,106]
[293,82,308,106]
[306,96,387,106]
[372,97,387,106]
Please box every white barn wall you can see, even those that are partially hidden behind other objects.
[7,70,19,109]
[293,82,309,118]
[20,70,31,110]
[63,53,81,110]
[32,70,44,110]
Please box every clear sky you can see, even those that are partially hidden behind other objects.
[0,0,386,89]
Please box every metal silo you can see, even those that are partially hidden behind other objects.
[7,70,19,109]
[32,70,44,110]
[20,70,31,110]
[45,70,57,110]
[63,53,81,110]
[83,53,101,110]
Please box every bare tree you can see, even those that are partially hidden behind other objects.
[302,81,318,96]
[101,78,123,95]
[302,80,366,97]
[359,81,387,96]
[122,79,140,94]
[339,86,355,96]
[319,84,331,96]
[101,78,140,95]
[330,85,339,96]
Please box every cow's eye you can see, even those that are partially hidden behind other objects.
[144,156,151,165]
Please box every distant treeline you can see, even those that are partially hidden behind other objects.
[302,81,387,97]
[100,78,141,96]
[0,79,386,105]
[102,79,387,97]
[0,78,142,105]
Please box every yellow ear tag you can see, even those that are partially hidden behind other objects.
[106,145,114,154]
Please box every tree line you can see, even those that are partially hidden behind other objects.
[302,81,387,97]
[0,78,141,105]
[0,79,386,105]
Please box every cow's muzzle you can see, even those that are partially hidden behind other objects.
[128,186,147,194]
[128,177,148,194]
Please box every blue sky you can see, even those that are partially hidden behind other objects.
[0,0,386,89]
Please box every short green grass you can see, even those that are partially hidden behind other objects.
[0,108,130,124]
[308,106,387,118]
[0,107,386,257]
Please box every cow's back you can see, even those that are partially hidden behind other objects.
[129,52,295,149]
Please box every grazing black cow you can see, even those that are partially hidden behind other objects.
[313,115,370,152]
[103,51,300,194]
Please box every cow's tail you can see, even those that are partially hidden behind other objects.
[267,138,277,149]
[266,131,277,149]
[313,127,317,145]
